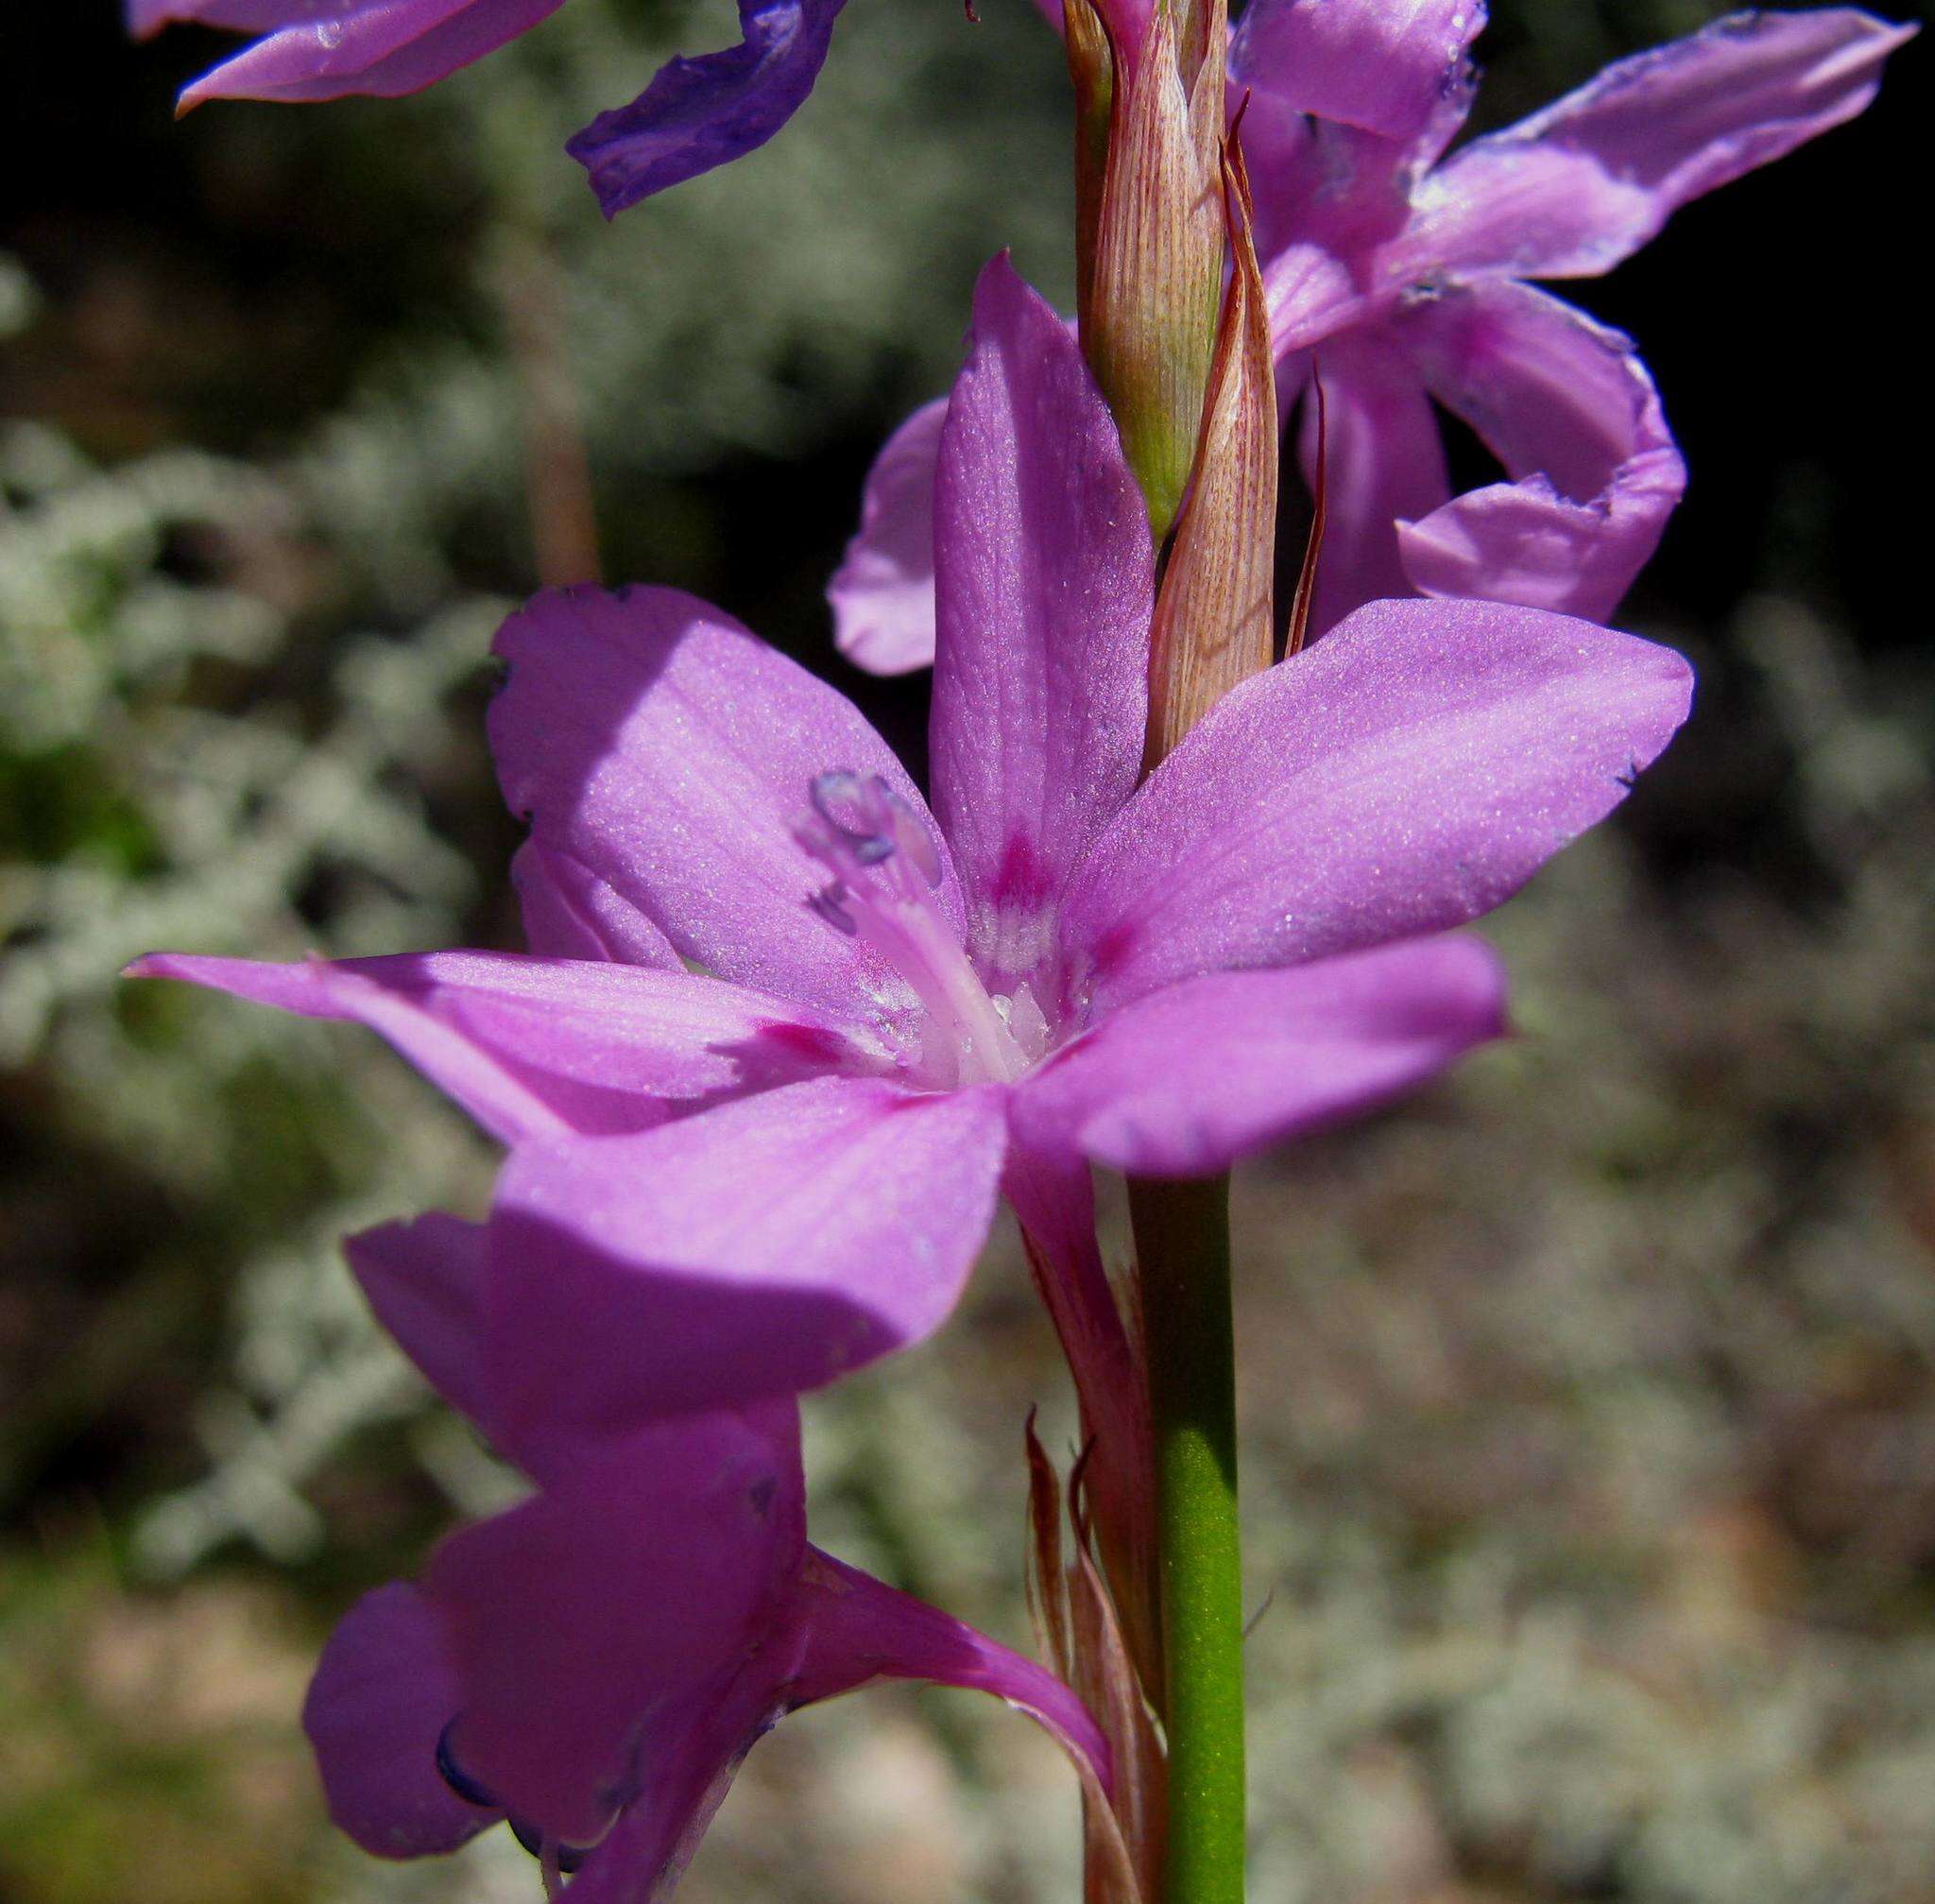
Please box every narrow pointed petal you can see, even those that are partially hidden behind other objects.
[125,951,574,1145]
[1013,937,1506,1176]
[1393,282,1686,621]
[130,0,337,33]
[345,1214,489,1427]
[1146,135,1278,763]
[1229,0,1484,152]
[1293,328,1449,639]
[175,0,567,109]
[302,1583,496,1860]
[510,839,681,967]
[789,1548,1113,1795]
[429,1410,803,1848]
[565,0,847,214]
[485,1076,1010,1453]
[1406,9,1915,283]
[490,585,962,1033]
[1059,597,1692,1015]
[931,258,1154,998]
[829,396,946,676]
[123,951,870,1141]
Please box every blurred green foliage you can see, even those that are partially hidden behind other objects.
[1,0,1930,1899]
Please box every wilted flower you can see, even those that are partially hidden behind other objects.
[304,1218,1109,1895]
[127,0,848,213]
[831,5,1910,667]
[128,256,1689,1514]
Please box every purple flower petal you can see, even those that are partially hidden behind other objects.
[126,951,573,1144]
[428,1409,804,1848]
[301,1583,496,1860]
[129,1,333,34]
[483,1076,1010,1453]
[1012,937,1506,1176]
[123,950,871,1140]
[566,0,848,215]
[561,1543,1115,1902]
[829,396,946,677]
[1406,9,1916,283]
[1229,0,1484,153]
[489,584,963,1035]
[1294,328,1449,638]
[509,838,681,967]
[548,1670,785,1903]
[1392,281,1686,621]
[171,0,568,110]
[930,255,1154,999]
[1059,596,1693,1015]
[789,1547,1113,1793]
[345,1214,490,1429]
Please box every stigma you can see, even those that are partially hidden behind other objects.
[796,772,1046,1089]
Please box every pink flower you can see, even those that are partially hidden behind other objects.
[304,1219,1107,1893]
[128,256,1688,1462]
[127,0,847,213]
[831,6,1911,669]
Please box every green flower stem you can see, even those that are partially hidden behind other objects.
[1129,1172,1246,1904]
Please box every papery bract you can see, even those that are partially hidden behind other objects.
[303,1228,1109,1895]
[831,5,1910,661]
[128,0,848,212]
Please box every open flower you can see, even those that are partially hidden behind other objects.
[128,256,1689,1473]
[305,1219,1108,1895]
[831,5,1910,667]
[127,0,847,213]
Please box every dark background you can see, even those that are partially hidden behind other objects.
[1,5,1930,1900]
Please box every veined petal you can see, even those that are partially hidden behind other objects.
[1230,0,1484,154]
[130,1,340,34]
[345,1214,489,1429]
[788,1548,1112,1793]
[484,1076,1010,1453]
[428,1409,803,1849]
[510,839,681,967]
[123,951,872,1141]
[173,0,567,109]
[301,1583,495,1860]
[932,257,1154,998]
[1406,9,1915,283]
[829,397,946,677]
[1393,281,1686,621]
[490,585,963,1034]
[565,0,847,214]
[1059,596,1692,1014]
[1012,937,1505,1176]
[1293,326,1449,640]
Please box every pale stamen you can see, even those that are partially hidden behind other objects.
[796,772,1037,1089]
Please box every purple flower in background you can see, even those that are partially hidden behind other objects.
[128,257,1691,1460]
[831,6,1910,669]
[303,1224,1107,1894]
[127,0,847,213]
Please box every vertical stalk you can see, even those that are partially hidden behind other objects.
[1130,1173,1245,1904]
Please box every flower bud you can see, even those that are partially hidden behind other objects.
[1083,0,1226,540]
